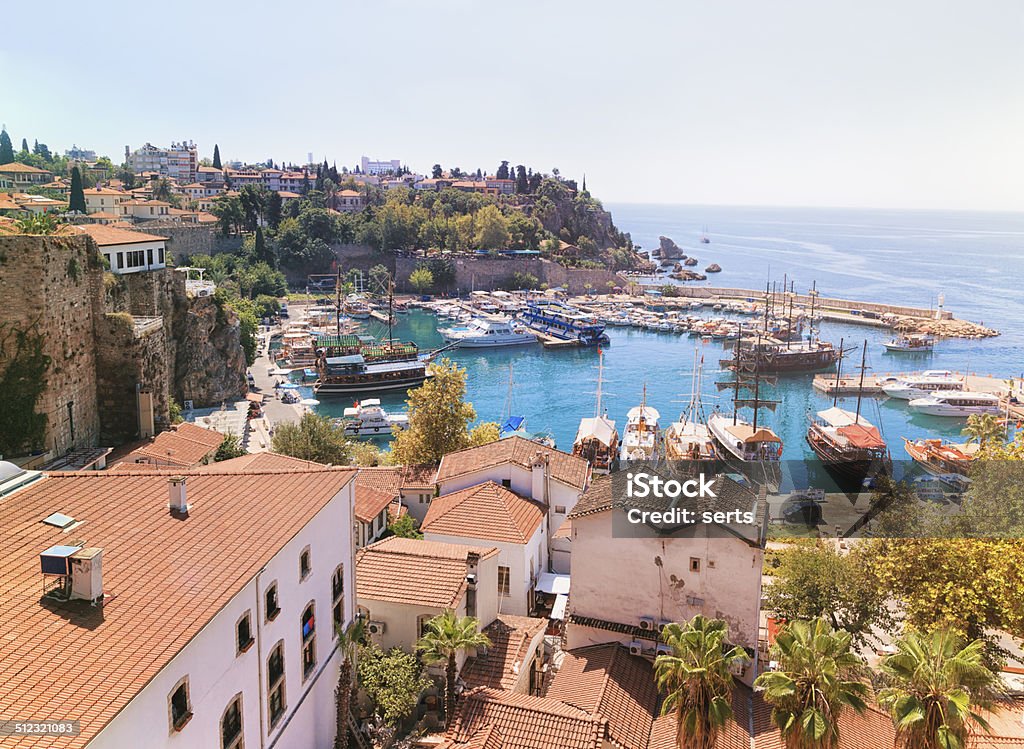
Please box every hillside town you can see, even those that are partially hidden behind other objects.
[3,125,1024,749]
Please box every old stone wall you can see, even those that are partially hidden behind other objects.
[140,221,242,260]
[0,235,104,457]
[174,296,247,407]
[394,255,625,296]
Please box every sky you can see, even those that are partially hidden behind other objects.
[2,0,1022,211]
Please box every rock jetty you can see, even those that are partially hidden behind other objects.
[894,316,998,339]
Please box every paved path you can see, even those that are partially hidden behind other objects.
[246,328,303,452]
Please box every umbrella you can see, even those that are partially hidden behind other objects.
[300,398,320,406]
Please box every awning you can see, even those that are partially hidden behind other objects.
[536,572,570,595]
[550,593,568,621]
[246,392,264,403]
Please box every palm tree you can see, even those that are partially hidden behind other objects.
[334,618,365,749]
[879,630,998,749]
[655,615,749,749]
[962,413,1004,449]
[416,610,491,728]
[754,619,869,748]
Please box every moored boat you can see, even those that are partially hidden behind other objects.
[904,437,978,476]
[882,333,935,353]
[573,349,620,473]
[908,391,1002,417]
[340,399,409,436]
[880,370,964,400]
[439,316,538,348]
[619,385,661,464]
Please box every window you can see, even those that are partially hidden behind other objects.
[147,248,154,266]
[332,565,345,632]
[236,611,254,653]
[265,582,280,621]
[267,642,286,728]
[554,505,566,514]
[417,614,433,638]
[169,677,192,732]
[158,247,165,264]
[116,252,124,269]
[300,602,316,679]
[299,547,311,581]
[221,694,243,749]
[501,479,512,489]
[689,557,701,573]
[498,566,511,597]
[125,249,146,268]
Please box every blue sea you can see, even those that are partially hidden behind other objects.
[310,205,1024,460]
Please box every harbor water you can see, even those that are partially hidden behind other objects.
[308,205,1024,460]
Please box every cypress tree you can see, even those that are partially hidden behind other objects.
[212,144,222,169]
[69,166,87,213]
[0,128,13,164]
[20,138,28,153]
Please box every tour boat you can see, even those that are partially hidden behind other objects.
[619,386,661,464]
[664,350,718,470]
[519,300,608,346]
[882,334,935,353]
[439,316,538,348]
[313,354,429,395]
[342,294,372,319]
[572,349,619,474]
[724,337,839,373]
[903,437,978,477]
[907,391,1002,418]
[340,399,409,436]
[880,370,964,400]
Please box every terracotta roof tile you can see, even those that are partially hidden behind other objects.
[436,437,589,491]
[0,467,356,748]
[448,687,606,749]
[354,485,397,522]
[546,644,658,749]
[422,481,544,545]
[196,451,325,472]
[356,537,497,609]
[0,162,51,174]
[462,616,548,691]
[116,423,224,468]
[76,224,168,246]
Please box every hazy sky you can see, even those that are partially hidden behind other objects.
[3,0,1022,210]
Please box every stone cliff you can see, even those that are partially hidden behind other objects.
[174,295,247,406]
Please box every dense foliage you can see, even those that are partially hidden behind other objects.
[272,412,351,464]
[356,644,431,727]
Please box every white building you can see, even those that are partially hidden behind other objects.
[83,186,128,215]
[0,464,358,749]
[78,224,168,274]
[433,436,591,574]
[128,141,198,184]
[360,156,401,175]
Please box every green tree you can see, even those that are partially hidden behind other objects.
[214,433,247,461]
[879,630,998,749]
[389,359,478,465]
[961,413,1004,449]
[754,619,869,749]
[357,644,431,727]
[432,164,443,178]
[408,266,434,295]
[515,164,528,194]
[351,441,384,466]
[168,397,184,424]
[496,160,510,179]
[252,227,275,266]
[68,166,87,214]
[334,618,365,749]
[266,190,283,229]
[468,421,501,446]
[368,264,392,296]
[474,204,510,250]
[212,143,222,170]
[20,137,29,154]
[655,615,749,749]
[416,610,491,728]
[272,412,351,464]
[763,541,893,647]
[0,128,14,164]
[387,513,422,539]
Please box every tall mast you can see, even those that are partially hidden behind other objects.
[335,267,342,336]
[752,353,761,432]
[733,323,742,426]
[854,340,867,424]
[387,277,394,343]
[832,337,845,408]
[808,281,817,342]
[595,350,604,417]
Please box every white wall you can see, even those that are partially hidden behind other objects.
[89,482,357,749]
[104,240,166,275]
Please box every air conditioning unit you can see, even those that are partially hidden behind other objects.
[627,641,644,656]
[367,620,386,635]
[638,616,657,631]
[658,619,673,632]
[656,644,672,657]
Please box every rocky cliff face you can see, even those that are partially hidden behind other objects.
[173,295,247,406]
[655,236,687,259]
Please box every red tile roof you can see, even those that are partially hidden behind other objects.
[461,616,548,691]
[356,537,497,608]
[197,451,325,472]
[436,437,589,491]
[422,481,545,545]
[356,464,437,494]
[0,467,355,748]
[117,423,224,468]
[76,224,169,247]
[355,485,397,522]
[546,644,659,749]
[448,688,607,749]
[0,162,50,174]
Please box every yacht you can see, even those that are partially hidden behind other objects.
[707,413,783,465]
[619,386,661,464]
[340,399,409,436]
[908,391,1002,417]
[664,350,718,470]
[882,334,935,353]
[519,300,608,346]
[342,294,372,320]
[439,316,538,348]
[572,350,619,474]
[881,370,964,400]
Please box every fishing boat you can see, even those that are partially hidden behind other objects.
[882,333,935,353]
[700,225,711,244]
[440,316,538,348]
[340,399,409,436]
[572,349,619,473]
[664,349,718,470]
[342,294,372,320]
[908,391,1002,417]
[619,385,661,464]
[904,438,978,477]
[880,370,964,400]
[519,300,608,346]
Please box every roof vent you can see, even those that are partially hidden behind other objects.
[168,476,189,515]
[42,512,76,529]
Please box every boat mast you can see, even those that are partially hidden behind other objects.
[504,362,514,422]
[733,323,742,426]
[833,337,845,407]
[854,339,867,424]
[387,277,394,344]
[808,281,817,343]
[785,281,794,349]
[335,266,342,336]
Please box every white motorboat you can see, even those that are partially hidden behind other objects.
[882,334,935,353]
[908,391,1002,418]
[619,386,661,464]
[439,316,538,348]
[341,399,409,436]
[880,370,964,400]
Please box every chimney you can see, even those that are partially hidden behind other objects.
[168,476,189,515]
[531,452,549,504]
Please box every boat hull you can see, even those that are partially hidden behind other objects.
[314,372,428,395]
[806,432,890,487]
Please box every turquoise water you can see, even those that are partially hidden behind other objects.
[308,205,1024,460]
